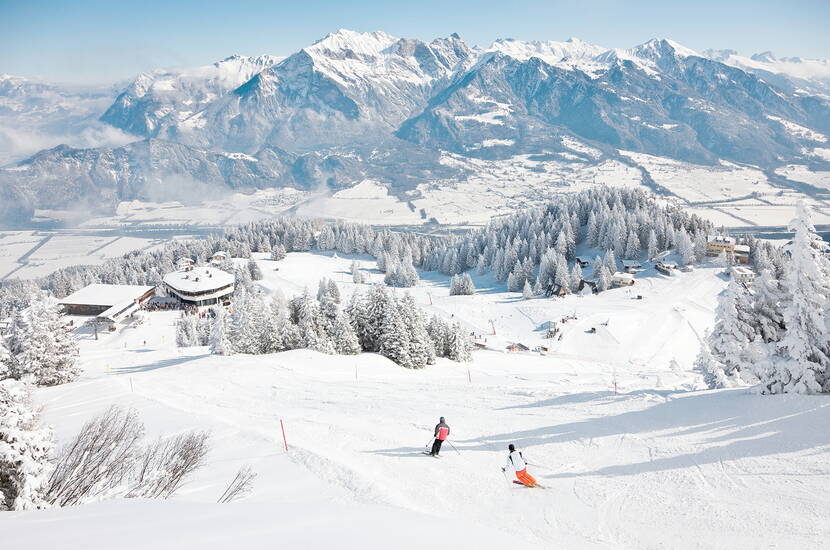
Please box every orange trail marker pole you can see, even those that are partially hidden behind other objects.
[280,419,288,452]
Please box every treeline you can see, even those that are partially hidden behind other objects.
[3,187,787,320]
[179,280,472,369]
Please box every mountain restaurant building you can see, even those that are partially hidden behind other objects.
[163,265,235,306]
[58,284,156,322]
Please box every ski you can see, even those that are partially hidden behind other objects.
[512,480,544,488]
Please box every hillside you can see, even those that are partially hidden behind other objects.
[3,251,830,549]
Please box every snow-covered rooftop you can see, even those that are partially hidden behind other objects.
[708,235,736,244]
[163,266,234,293]
[58,284,155,307]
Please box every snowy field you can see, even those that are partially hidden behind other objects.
[0,231,166,280]
[412,153,642,225]
[7,142,830,281]
[4,252,830,549]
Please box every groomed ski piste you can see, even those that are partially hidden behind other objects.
[4,251,830,549]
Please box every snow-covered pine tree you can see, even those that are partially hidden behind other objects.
[0,335,11,381]
[175,313,197,347]
[331,311,361,355]
[604,250,617,274]
[624,230,641,260]
[209,306,231,356]
[646,229,658,260]
[507,263,524,292]
[694,331,729,390]
[260,300,288,354]
[751,269,785,344]
[195,313,211,346]
[445,322,473,362]
[379,302,412,368]
[759,200,830,394]
[218,257,235,274]
[7,293,79,386]
[317,278,331,302]
[676,229,695,266]
[591,256,604,279]
[597,265,612,292]
[461,273,475,295]
[247,258,263,281]
[570,263,583,292]
[449,274,461,295]
[698,281,756,388]
[270,244,286,262]
[327,280,341,304]
[361,285,392,352]
[554,255,570,291]
[399,294,435,368]
[522,280,533,300]
[0,379,53,511]
[235,265,253,293]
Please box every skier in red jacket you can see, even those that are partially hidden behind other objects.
[430,417,450,456]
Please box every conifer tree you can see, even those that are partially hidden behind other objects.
[676,229,695,266]
[209,306,231,356]
[379,306,412,367]
[522,280,533,300]
[592,256,604,279]
[698,281,755,388]
[0,379,53,511]
[445,322,473,362]
[604,249,617,274]
[247,259,263,281]
[646,229,658,260]
[331,311,361,355]
[597,265,612,292]
[270,244,286,262]
[624,230,640,260]
[759,201,830,393]
[399,294,435,368]
[570,263,583,292]
[7,293,79,386]
[751,269,785,344]
[175,313,197,347]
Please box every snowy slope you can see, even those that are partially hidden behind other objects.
[703,49,830,96]
[100,55,282,137]
[4,252,830,549]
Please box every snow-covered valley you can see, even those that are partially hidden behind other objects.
[3,251,829,549]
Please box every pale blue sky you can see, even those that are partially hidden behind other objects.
[1,0,828,84]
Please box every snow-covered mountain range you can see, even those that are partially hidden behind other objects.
[2,29,830,223]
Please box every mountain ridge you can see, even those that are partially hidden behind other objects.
[2,30,830,224]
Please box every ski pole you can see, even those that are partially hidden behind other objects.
[446,440,462,455]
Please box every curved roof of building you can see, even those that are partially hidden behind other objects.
[163,266,234,293]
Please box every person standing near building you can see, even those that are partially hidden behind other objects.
[502,443,537,487]
[430,417,450,456]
